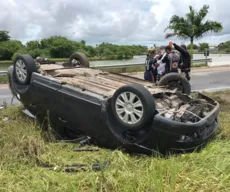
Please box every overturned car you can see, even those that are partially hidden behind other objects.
[7,53,220,155]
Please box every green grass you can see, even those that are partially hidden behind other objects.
[0,60,12,65]
[1,90,230,191]
[0,75,8,84]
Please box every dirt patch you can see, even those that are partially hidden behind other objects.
[218,93,230,103]
[0,84,8,89]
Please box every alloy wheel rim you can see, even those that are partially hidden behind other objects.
[15,60,27,82]
[115,92,144,125]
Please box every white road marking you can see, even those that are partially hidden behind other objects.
[193,87,230,92]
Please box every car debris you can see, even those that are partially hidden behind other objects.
[3,117,8,121]
[154,92,214,123]
[42,161,109,173]
[22,109,36,119]
[0,102,7,110]
[0,105,4,110]
[73,148,100,152]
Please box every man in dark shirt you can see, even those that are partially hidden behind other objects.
[161,45,180,74]
[144,49,157,82]
[173,43,191,80]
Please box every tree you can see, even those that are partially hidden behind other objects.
[49,38,75,58]
[187,44,198,50]
[218,41,230,53]
[85,45,97,57]
[199,43,209,51]
[0,30,10,42]
[26,40,40,50]
[164,5,223,56]
[80,40,86,46]
[0,40,24,60]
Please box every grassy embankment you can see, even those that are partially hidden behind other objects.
[0,90,230,191]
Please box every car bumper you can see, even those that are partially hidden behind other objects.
[149,95,220,153]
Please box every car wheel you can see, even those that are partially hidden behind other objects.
[111,84,156,131]
[157,73,191,95]
[13,54,37,85]
[68,52,89,68]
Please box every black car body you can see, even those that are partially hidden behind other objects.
[7,53,220,155]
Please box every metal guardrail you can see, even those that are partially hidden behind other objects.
[0,58,212,76]
[91,58,213,70]
[0,71,7,76]
[90,63,145,69]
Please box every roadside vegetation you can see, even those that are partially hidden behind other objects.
[0,31,147,62]
[188,42,230,54]
[0,75,8,84]
[0,90,230,191]
[165,5,223,57]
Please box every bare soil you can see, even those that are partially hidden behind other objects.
[218,92,230,103]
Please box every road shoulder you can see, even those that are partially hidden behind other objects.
[123,65,230,76]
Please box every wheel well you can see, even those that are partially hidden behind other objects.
[104,98,153,145]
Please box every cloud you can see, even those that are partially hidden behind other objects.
[0,0,229,46]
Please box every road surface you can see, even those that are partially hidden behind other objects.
[1,67,230,107]
[0,84,20,107]
[125,67,230,92]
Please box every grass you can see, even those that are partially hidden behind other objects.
[0,75,8,84]
[1,90,230,191]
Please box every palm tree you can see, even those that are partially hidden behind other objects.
[164,5,223,56]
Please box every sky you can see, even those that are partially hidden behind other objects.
[0,0,229,47]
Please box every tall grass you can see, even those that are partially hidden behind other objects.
[0,91,230,191]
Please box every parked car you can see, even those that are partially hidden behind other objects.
[7,52,220,155]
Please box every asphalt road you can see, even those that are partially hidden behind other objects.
[190,70,230,92]
[0,84,20,107]
[126,68,230,92]
[1,69,230,107]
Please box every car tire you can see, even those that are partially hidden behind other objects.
[68,52,89,68]
[111,84,156,131]
[13,54,37,85]
[158,73,191,95]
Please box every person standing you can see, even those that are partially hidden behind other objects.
[173,43,191,80]
[144,48,157,82]
[155,48,167,81]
